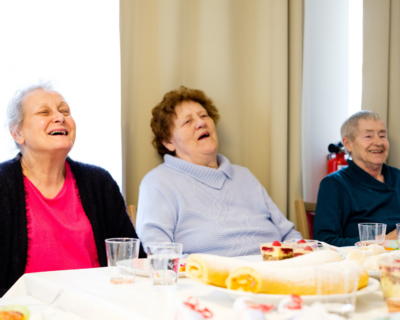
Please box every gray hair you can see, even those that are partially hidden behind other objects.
[6,81,55,149]
[6,81,55,134]
[340,111,383,141]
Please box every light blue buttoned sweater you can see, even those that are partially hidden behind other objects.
[136,154,302,256]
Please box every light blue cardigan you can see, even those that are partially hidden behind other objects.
[136,154,302,256]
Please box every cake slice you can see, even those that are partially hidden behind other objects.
[260,241,293,261]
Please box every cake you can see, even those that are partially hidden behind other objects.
[292,245,314,257]
[226,258,369,295]
[260,241,293,261]
[186,250,344,290]
[291,239,319,257]
[185,254,250,287]
[0,305,30,320]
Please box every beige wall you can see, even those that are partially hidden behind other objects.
[120,0,303,224]
[363,0,400,168]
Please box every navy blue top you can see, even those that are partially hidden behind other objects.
[313,159,400,247]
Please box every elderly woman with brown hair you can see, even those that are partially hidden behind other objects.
[314,111,400,247]
[136,86,301,256]
[0,82,145,296]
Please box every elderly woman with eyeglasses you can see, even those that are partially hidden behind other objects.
[136,86,302,256]
[314,111,400,247]
[0,83,145,297]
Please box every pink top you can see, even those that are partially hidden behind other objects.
[24,162,100,273]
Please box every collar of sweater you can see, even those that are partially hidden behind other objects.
[345,159,393,191]
[163,154,233,189]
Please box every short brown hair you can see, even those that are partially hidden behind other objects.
[151,86,220,157]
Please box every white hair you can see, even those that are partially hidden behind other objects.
[340,111,383,141]
[6,80,55,149]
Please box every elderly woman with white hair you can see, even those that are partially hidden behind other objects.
[314,111,400,247]
[0,83,145,296]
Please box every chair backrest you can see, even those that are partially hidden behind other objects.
[127,204,137,227]
[294,199,317,239]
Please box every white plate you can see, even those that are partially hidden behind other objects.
[317,243,355,259]
[208,278,380,304]
[235,255,264,262]
[328,245,384,279]
[368,270,380,279]
[117,258,187,278]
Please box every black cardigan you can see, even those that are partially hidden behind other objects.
[0,154,145,297]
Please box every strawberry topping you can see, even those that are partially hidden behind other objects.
[272,241,281,246]
[297,239,306,244]
[303,246,313,251]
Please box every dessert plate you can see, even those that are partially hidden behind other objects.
[117,258,187,278]
[367,270,380,279]
[208,278,380,304]
[235,255,263,262]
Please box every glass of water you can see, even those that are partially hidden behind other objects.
[358,223,387,246]
[396,223,400,243]
[316,264,359,319]
[146,242,183,291]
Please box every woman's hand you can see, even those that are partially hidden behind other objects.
[385,229,398,240]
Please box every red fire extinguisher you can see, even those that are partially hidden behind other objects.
[327,142,348,175]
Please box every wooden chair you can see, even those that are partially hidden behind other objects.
[295,199,316,239]
[127,204,137,227]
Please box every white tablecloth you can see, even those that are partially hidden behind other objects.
[0,267,390,319]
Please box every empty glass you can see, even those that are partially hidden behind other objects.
[358,223,386,246]
[105,238,140,284]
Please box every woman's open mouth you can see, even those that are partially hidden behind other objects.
[49,130,68,136]
[198,132,210,140]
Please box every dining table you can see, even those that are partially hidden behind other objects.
[0,262,392,320]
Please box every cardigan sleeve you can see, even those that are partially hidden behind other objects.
[313,176,359,246]
[136,183,177,251]
[0,155,29,297]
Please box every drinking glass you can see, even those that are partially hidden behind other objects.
[358,223,387,246]
[396,224,400,243]
[379,255,400,313]
[146,242,183,291]
[316,264,359,319]
[105,238,140,284]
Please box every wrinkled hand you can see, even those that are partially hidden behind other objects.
[386,229,398,240]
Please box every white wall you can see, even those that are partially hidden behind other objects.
[302,0,351,201]
[0,1,122,188]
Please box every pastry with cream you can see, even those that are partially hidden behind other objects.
[358,244,385,255]
[363,251,400,271]
[260,241,293,261]
[346,249,373,265]
[185,254,250,287]
[226,259,369,295]
[187,250,344,292]
[0,305,30,320]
